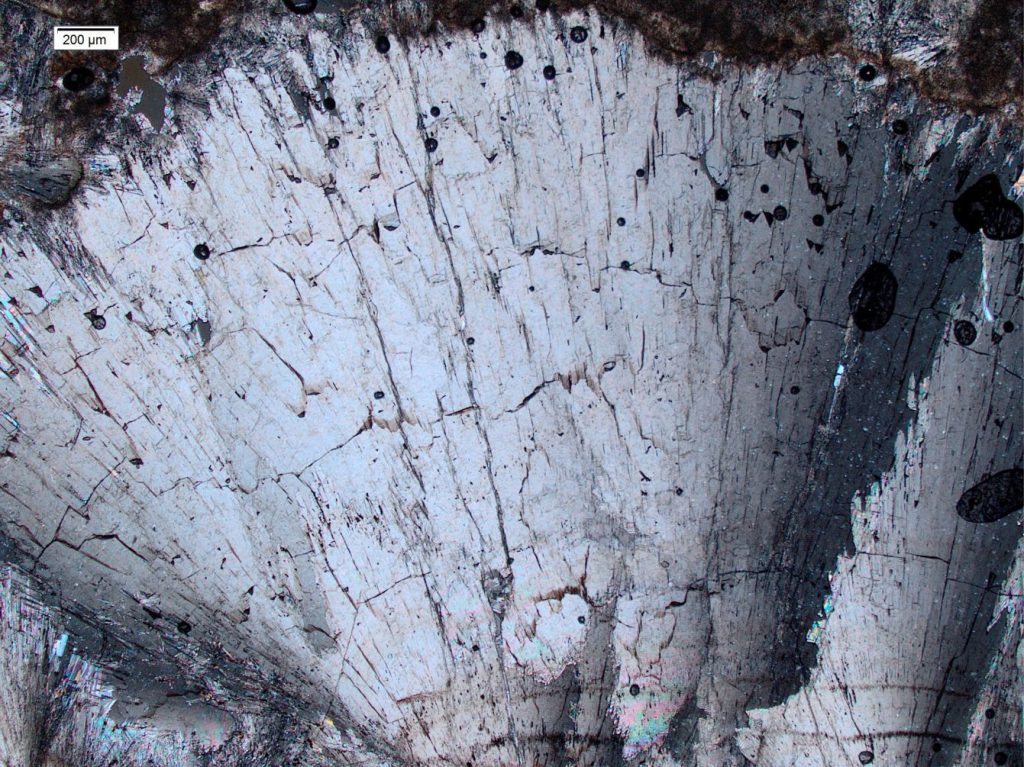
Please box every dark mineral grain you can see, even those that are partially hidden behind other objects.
[956,469,1024,523]
[848,262,898,332]
[953,174,1024,241]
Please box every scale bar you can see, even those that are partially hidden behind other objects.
[54,26,119,51]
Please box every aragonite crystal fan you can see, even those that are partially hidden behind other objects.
[0,0,1021,764]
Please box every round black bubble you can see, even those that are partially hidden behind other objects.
[543,65,556,80]
[467,336,475,345]
[193,243,210,260]
[620,260,630,269]
[505,51,524,69]
[675,487,683,496]
[425,137,438,153]
[932,742,942,753]
[891,119,909,135]
[283,0,317,13]
[570,26,588,43]
[1003,320,1015,333]
[430,105,441,117]
[323,96,336,111]
[471,18,486,33]
[812,214,824,226]
[956,468,1023,523]
[327,137,339,149]
[986,708,996,719]
[848,262,898,332]
[953,319,977,346]
[858,64,877,81]
[62,67,95,92]
[616,217,626,227]
[790,385,800,394]
[715,188,729,201]
[760,184,770,193]
[375,35,391,54]
[636,168,645,178]
[373,390,385,400]
[773,205,788,221]
[90,314,106,330]
[176,619,192,635]
[629,684,640,696]
[858,751,874,765]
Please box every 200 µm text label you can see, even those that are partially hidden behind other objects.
[53,27,119,50]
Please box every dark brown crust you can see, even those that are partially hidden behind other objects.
[402,0,1021,114]
[25,0,1024,113]
[4,0,1020,210]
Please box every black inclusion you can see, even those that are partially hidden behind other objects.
[983,201,1024,240]
[715,188,729,201]
[636,168,645,178]
[848,262,898,332]
[953,174,1024,241]
[430,105,441,117]
[812,214,825,226]
[891,119,909,135]
[858,64,877,81]
[858,751,874,765]
[620,260,630,269]
[375,35,391,54]
[62,67,95,92]
[505,51,524,69]
[176,619,192,634]
[471,18,486,33]
[760,184,770,193]
[956,468,1024,523]
[1003,320,1015,333]
[543,65,556,80]
[90,314,106,330]
[569,26,588,43]
[283,0,317,13]
[773,205,788,220]
[374,390,385,400]
[425,137,438,153]
[629,684,640,696]
[537,0,550,10]
[790,385,800,394]
[327,137,339,149]
[193,243,210,260]
[510,5,524,17]
[616,217,625,226]
[953,319,977,346]
[323,96,336,110]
